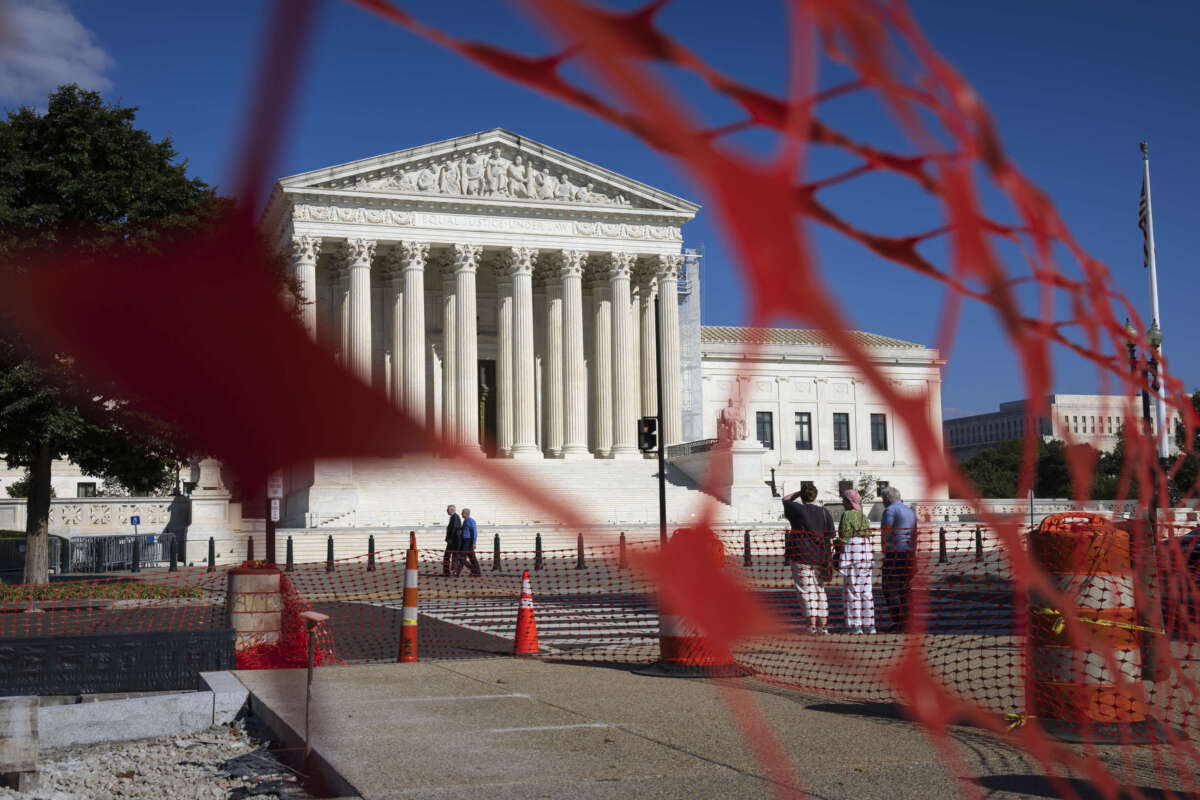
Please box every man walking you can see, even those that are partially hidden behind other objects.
[454,508,483,577]
[443,504,462,577]
[782,484,834,634]
[880,486,917,632]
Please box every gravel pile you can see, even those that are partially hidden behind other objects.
[0,720,320,800]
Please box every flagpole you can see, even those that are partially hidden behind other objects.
[1140,142,1169,460]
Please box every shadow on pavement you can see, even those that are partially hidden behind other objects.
[973,774,1171,799]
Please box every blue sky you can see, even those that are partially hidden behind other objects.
[5,0,1198,419]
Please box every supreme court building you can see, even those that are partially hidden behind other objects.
[260,129,945,529]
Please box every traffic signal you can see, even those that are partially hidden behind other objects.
[638,417,658,451]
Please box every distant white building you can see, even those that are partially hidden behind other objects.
[943,394,1182,462]
[698,326,948,502]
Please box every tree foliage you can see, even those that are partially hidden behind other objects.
[0,86,227,583]
[958,437,1110,500]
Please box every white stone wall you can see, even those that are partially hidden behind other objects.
[700,341,947,502]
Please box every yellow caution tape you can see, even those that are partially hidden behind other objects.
[1030,604,1164,636]
[1004,713,1029,731]
[1030,605,1065,636]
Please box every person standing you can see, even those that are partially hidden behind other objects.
[838,489,876,635]
[782,484,834,634]
[455,508,483,577]
[443,504,462,577]
[880,486,917,632]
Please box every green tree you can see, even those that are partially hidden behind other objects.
[959,438,1023,498]
[958,437,1106,500]
[1172,391,1200,499]
[0,86,227,583]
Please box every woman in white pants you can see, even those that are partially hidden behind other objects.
[838,489,876,634]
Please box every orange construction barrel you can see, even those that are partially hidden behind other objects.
[1027,512,1164,743]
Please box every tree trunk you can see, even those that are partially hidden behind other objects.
[22,439,53,585]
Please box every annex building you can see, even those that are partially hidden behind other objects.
[943,395,1182,463]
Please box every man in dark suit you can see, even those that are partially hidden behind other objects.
[443,504,462,577]
[453,508,483,577]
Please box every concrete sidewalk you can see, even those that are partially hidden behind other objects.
[235,660,1170,799]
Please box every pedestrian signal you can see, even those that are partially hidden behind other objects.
[638,417,658,451]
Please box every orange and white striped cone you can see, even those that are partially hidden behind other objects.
[514,570,540,657]
[398,544,419,663]
[637,529,750,678]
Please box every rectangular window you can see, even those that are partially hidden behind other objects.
[838,479,854,496]
[870,413,888,450]
[756,411,774,450]
[833,412,851,451]
[77,482,97,498]
[794,412,812,450]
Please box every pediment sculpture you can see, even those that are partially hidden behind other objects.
[336,146,645,208]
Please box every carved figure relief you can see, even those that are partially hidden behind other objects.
[339,145,643,208]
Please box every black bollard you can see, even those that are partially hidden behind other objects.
[131,536,141,574]
[285,535,294,572]
[169,539,178,572]
[492,533,501,571]
[744,530,752,568]
[938,527,948,565]
[619,532,628,570]
[576,533,585,570]
[247,537,255,563]
[975,526,984,562]
[326,535,335,572]
[535,533,543,571]
[367,534,376,571]
[206,537,215,573]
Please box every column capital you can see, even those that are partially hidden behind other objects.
[454,243,483,272]
[291,235,321,265]
[400,241,430,270]
[346,238,376,267]
[560,249,587,278]
[506,246,538,277]
[608,251,635,279]
[655,253,683,280]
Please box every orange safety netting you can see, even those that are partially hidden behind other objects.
[2,0,1200,797]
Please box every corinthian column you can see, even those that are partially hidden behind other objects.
[639,272,658,418]
[496,275,513,457]
[400,242,428,425]
[560,250,589,459]
[544,275,564,457]
[508,248,539,459]
[454,244,483,452]
[657,254,683,446]
[290,236,321,338]
[441,265,456,444]
[386,251,404,409]
[609,252,638,458]
[591,277,613,457]
[345,238,375,384]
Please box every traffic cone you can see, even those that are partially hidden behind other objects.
[398,543,419,663]
[514,570,539,656]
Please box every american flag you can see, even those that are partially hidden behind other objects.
[1138,173,1152,268]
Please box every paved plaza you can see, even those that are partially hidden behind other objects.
[234,659,1177,800]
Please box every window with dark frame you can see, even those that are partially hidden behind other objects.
[756,411,774,450]
[833,412,851,450]
[870,413,888,451]
[837,479,854,496]
[77,482,97,498]
[794,412,812,450]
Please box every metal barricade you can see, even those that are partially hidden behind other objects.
[68,533,177,572]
